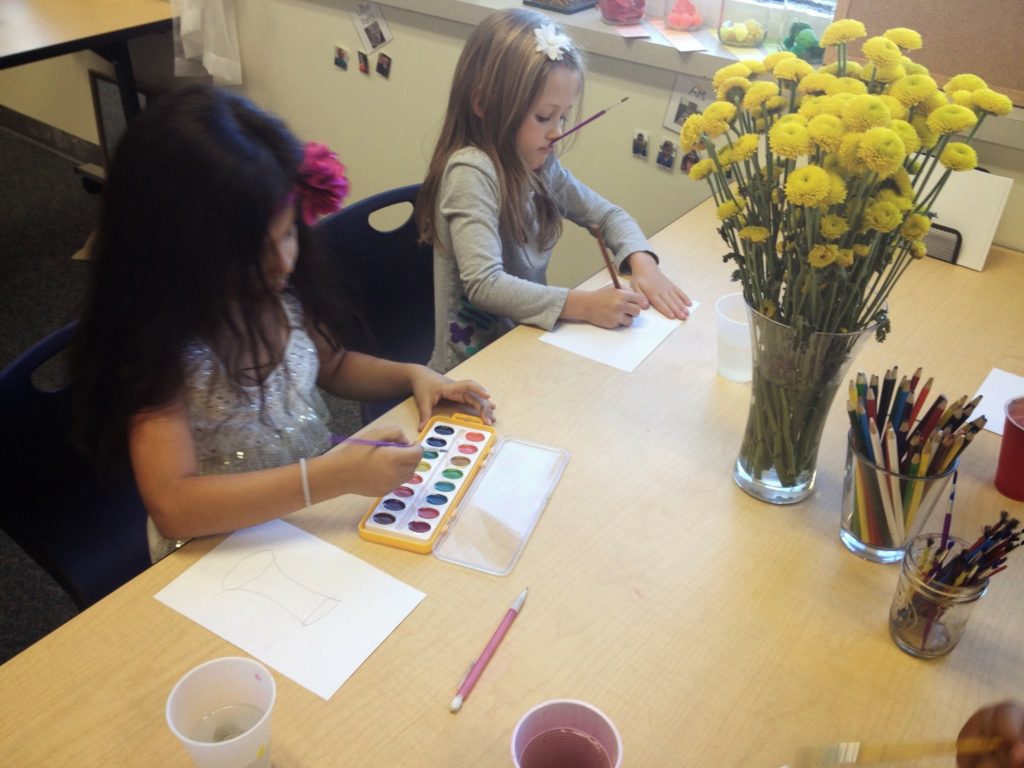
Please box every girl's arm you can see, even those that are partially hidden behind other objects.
[129,398,422,541]
[313,332,494,429]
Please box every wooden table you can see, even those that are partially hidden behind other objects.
[0,0,173,118]
[2,199,1022,767]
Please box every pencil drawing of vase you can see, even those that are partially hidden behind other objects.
[733,307,879,504]
[222,550,339,625]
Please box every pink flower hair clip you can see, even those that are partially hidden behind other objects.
[534,23,572,61]
[297,142,349,225]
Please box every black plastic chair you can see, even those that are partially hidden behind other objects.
[316,183,435,423]
[0,322,150,609]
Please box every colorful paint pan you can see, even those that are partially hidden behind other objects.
[358,414,497,553]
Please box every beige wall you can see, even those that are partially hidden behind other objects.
[2,1,1021,286]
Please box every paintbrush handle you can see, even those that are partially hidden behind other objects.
[796,736,1001,766]
[590,227,621,289]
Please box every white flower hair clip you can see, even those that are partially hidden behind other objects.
[534,23,572,61]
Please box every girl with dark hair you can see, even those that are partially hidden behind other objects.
[73,84,493,561]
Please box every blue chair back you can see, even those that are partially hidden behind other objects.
[316,184,435,422]
[0,322,150,609]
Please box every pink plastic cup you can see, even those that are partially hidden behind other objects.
[995,396,1024,501]
[511,699,622,768]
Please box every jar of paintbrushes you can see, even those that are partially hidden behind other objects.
[839,366,986,564]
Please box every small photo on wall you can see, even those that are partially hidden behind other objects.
[334,46,349,71]
[679,150,701,174]
[376,52,392,79]
[656,139,677,170]
[663,72,713,132]
[631,130,649,159]
[357,51,369,74]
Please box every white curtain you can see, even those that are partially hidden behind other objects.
[171,0,242,84]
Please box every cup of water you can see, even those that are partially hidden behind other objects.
[714,292,752,382]
[511,699,622,768]
[166,656,276,768]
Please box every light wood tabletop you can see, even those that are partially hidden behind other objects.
[0,0,172,67]
[1,199,1022,767]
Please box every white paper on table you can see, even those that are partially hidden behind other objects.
[973,368,1024,436]
[155,519,424,700]
[538,281,700,372]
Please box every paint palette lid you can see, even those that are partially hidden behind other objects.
[432,436,569,576]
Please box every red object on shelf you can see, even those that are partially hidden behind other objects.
[665,0,702,30]
[597,0,646,25]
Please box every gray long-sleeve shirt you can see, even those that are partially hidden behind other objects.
[428,147,654,372]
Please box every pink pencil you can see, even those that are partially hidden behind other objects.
[549,97,629,144]
[449,588,528,713]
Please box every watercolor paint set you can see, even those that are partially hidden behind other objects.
[359,414,569,575]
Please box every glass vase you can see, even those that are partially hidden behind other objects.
[733,305,878,504]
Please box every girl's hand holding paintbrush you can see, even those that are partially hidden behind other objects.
[958,701,1024,768]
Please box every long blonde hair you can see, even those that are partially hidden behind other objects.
[417,9,585,252]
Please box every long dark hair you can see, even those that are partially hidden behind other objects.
[72,83,352,466]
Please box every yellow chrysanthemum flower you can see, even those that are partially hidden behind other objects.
[807,114,845,153]
[837,132,864,173]
[891,167,914,198]
[852,244,872,258]
[763,51,797,69]
[837,248,855,267]
[799,95,842,119]
[717,147,735,169]
[742,81,779,110]
[704,101,738,122]
[910,240,928,259]
[738,226,771,243]
[688,158,715,181]
[858,127,905,178]
[939,142,978,171]
[700,116,730,139]
[821,61,864,78]
[910,114,939,150]
[888,74,938,107]
[777,113,809,126]
[731,133,760,161]
[875,188,913,212]
[765,95,788,113]
[797,72,837,96]
[863,200,902,232]
[884,27,922,50]
[679,113,703,153]
[785,165,831,206]
[877,94,908,121]
[901,213,931,240]
[820,214,850,240]
[826,172,848,206]
[769,121,812,158]
[717,76,752,102]
[841,95,892,132]
[820,19,866,46]
[808,244,839,268]
[916,91,949,115]
[888,119,921,154]
[774,58,815,82]
[759,298,777,318]
[943,73,987,95]
[926,104,978,135]
[902,59,929,76]
[862,62,906,84]
[712,62,752,88]
[972,88,1014,116]
[716,199,744,220]
[950,90,975,109]
[826,77,868,96]
[862,36,903,66]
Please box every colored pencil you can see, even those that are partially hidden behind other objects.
[876,368,895,430]
[549,96,629,144]
[590,227,621,289]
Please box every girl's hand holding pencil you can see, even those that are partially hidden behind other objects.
[958,700,1024,768]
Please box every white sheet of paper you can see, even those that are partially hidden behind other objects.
[538,279,699,371]
[155,520,424,700]
[973,368,1024,435]
[924,169,1012,271]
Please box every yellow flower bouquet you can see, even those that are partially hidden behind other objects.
[681,19,1013,503]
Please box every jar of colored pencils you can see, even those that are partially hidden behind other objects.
[889,534,988,658]
[840,431,959,564]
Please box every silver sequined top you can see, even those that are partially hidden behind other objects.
[147,294,331,561]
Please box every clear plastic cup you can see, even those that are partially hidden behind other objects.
[715,292,752,382]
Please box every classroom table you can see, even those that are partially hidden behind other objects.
[0,0,173,119]
[1,198,1022,767]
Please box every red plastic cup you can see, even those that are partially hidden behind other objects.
[994,396,1024,501]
